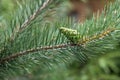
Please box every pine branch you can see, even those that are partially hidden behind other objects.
[0,27,117,63]
[0,0,120,79]
[10,0,51,41]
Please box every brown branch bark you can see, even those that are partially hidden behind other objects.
[0,43,77,63]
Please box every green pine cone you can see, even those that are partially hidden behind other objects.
[59,27,81,43]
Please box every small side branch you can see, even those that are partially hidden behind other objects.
[19,0,51,32]
[10,0,51,41]
[80,28,116,44]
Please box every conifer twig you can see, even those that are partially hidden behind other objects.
[0,43,77,63]
[0,28,117,63]
[10,0,51,41]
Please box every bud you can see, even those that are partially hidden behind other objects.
[59,27,81,43]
